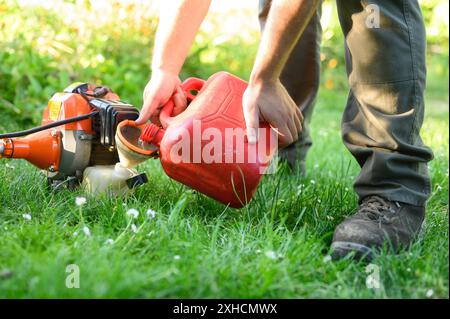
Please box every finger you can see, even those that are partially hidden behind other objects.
[277,125,294,149]
[142,83,151,102]
[287,117,299,143]
[277,123,293,148]
[296,107,304,123]
[172,88,188,116]
[293,109,302,134]
[135,96,160,125]
[150,110,162,127]
[242,90,259,144]
[176,84,185,97]
[270,118,293,149]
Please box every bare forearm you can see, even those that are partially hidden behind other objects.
[152,0,212,74]
[250,0,320,83]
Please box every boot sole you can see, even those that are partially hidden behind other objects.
[330,241,373,261]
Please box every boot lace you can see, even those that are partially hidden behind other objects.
[359,196,398,223]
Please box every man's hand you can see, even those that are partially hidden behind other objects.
[243,79,303,148]
[242,0,318,148]
[135,69,187,125]
[136,0,212,125]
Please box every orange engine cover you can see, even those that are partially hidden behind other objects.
[0,92,94,172]
[42,92,94,134]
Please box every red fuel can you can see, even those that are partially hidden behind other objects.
[142,72,278,208]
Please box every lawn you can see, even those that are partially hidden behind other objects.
[0,86,448,298]
[0,0,448,298]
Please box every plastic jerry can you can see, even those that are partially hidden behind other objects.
[117,72,278,208]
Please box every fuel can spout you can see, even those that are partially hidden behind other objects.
[115,120,161,168]
[0,129,61,171]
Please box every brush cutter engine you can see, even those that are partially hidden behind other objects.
[0,83,146,189]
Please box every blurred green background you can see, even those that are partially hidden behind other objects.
[0,0,448,130]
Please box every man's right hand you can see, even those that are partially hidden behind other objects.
[135,69,188,126]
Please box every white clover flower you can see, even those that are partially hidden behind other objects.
[265,250,279,260]
[146,209,157,219]
[174,255,181,260]
[75,197,87,206]
[22,213,32,221]
[310,180,316,185]
[426,289,434,298]
[323,255,332,263]
[256,249,262,254]
[131,224,138,233]
[5,163,15,169]
[126,208,139,219]
[73,231,79,237]
[96,53,105,63]
[105,238,114,245]
[83,226,91,237]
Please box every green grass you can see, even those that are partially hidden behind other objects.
[0,86,448,298]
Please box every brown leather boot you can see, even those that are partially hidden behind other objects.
[331,195,425,261]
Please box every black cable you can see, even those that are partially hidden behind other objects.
[0,111,99,139]
[0,85,110,139]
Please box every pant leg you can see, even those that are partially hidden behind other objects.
[336,0,433,206]
[259,0,322,169]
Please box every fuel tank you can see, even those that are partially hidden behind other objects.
[149,72,278,208]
